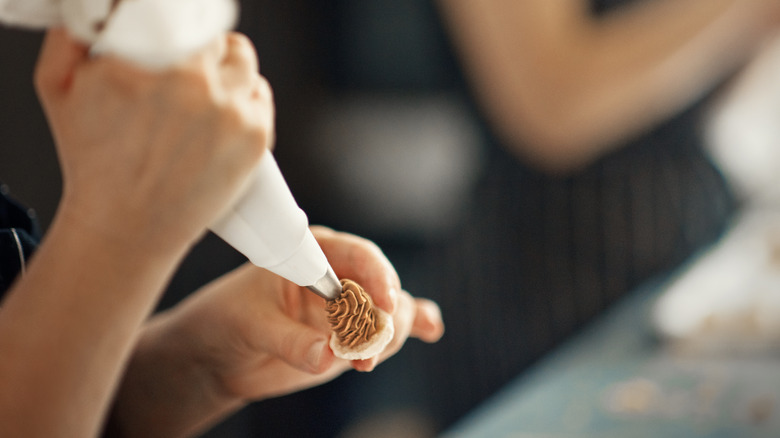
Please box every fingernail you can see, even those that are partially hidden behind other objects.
[306,339,328,372]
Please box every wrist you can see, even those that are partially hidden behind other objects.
[53,195,196,265]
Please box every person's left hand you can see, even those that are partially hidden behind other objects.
[109,226,443,437]
[175,225,442,392]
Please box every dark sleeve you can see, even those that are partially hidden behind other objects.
[0,185,41,299]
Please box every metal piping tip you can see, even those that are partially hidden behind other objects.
[306,265,341,300]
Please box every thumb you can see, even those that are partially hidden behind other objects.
[255,315,335,374]
[34,27,90,102]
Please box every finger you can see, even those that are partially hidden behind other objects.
[243,74,275,131]
[250,74,274,103]
[217,32,260,98]
[349,292,443,372]
[351,357,378,372]
[312,226,401,313]
[385,290,416,354]
[252,313,335,374]
[34,28,90,102]
[410,298,444,343]
[222,32,259,75]
[352,289,417,372]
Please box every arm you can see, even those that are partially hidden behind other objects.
[0,29,272,437]
[0,203,188,438]
[437,0,780,172]
[104,226,444,438]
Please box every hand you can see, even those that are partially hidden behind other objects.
[34,29,274,254]
[108,226,444,437]
[165,226,443,394]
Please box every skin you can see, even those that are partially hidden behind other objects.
[0,29,444,438]
[436,0,780,173]
[108,226,443,438]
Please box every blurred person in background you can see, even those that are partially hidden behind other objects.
[296,0,780,435]
[422,0,780,430]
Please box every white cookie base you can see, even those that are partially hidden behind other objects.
[329,307,394,360]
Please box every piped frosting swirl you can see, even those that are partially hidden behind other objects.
[326,279,379,348]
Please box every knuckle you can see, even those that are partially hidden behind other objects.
[92,59,155,94]
[215,104,271,160]
[244,126,272,160]
[171,68,213,96]
[226,32,259,65]
[218,103,247,131]
[158,68,216,111]
[227,32,253,49]
[255,75,274,101]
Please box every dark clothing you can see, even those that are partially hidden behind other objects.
[419,0,737,429]
[0,185,41,300]
[424,102,735,429]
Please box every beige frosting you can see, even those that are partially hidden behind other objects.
[327,279,379,348]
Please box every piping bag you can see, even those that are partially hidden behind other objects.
[0,0,342,300]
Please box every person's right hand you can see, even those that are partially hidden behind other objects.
[34,28,274,254]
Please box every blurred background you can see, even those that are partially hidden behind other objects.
[4,0,780,437]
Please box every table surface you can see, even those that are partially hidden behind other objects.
[443,280,780,438]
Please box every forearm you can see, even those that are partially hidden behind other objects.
[0,206,189,437]
[564,0,775,158]
[104,311,246,438]
[439,0,778,171]
[105,264,330,437]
